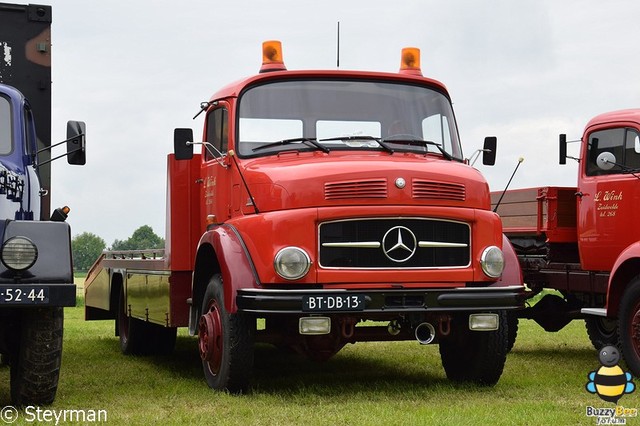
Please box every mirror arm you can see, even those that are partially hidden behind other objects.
[36,133,85,154]
[187,141,229,168]
[468,148,491,166]
[35,147,83,168]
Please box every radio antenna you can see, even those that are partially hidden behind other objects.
[493,157,524,213]
[337,21,340,68]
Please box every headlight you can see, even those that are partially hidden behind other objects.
[480,246,504,278]
[1,236,38,271]
[274,247,311,280]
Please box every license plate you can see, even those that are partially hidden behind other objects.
[302,294,365,312]
[0,286,49,304]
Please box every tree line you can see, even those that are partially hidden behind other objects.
[71,225,164,272]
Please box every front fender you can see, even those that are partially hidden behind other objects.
[606,241,640,316]
[197,224,260,314]
[494,234,523,287]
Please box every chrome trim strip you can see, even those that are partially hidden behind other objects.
[418,241,468,248]
[321,242,381,248]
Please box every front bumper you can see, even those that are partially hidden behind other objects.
[0,282,76,308]
[236,285,526,314]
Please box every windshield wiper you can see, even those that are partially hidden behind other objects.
[319,135,394,154]
[252,137,330,153]
[381,137,454,161]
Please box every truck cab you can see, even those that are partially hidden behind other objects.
[175,42,525,390]
[1,83,42,221]
[574,111,640,272]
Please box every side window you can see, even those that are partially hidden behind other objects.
[586,128,640,176]
[204,107,228,162]
[0,96,12,155]
[24,106,37,161]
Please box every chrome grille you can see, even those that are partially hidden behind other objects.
[412,179,465,201]
[325,178,387,200]
[319,218,470,268]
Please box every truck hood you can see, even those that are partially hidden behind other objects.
[241,152,491,212]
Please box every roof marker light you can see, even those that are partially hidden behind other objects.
[260,40,287,73]
[399,47,423,76]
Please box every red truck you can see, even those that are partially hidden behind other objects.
[494,109,640,376]
[84,41,525,392]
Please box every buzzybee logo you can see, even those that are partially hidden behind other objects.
[584,346,637,425]
[586,345,635,403]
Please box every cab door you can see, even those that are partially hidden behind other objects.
[578,125,640,271]
[201,103,232,227]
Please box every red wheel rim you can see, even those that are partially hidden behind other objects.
[198,300,223,375]
[631,300,640,357]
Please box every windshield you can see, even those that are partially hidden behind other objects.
[0,95,12,155]
[237,79,462,159]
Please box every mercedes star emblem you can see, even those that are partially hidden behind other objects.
[382,226,417,262]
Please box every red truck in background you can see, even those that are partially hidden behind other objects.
[84,41,526,392]
[494,109,640,376]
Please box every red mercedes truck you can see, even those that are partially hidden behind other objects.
[85,41,525,392]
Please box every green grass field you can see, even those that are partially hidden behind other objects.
[0,284,635,425]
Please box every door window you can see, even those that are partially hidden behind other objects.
[586,127,640,175]
[204,107,228,161]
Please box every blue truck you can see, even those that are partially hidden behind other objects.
[0,2,85,405]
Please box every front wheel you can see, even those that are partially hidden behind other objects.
[619,277,640,376]
[198,274,254,393]
[10,307,63,406]
[439,311,508,386]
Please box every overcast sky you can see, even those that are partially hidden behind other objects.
[42,0,640,245]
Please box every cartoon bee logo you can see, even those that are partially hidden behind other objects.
[586,345,635,403]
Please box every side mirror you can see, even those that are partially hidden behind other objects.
[66,121,86,165]
[559,134,567,165]
[482,136,497,166]
[174,128,194,160]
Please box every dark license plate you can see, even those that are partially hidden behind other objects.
[303,294,365,312]
[0,286,49,304]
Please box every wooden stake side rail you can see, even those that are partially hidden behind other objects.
[491,186,578,243]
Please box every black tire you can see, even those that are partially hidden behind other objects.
[506,311,519,353]
[198,274,254,393]
[585,316,620,350]
[10,307,63,406]
[117,287,177,355]
[118,287,149,355]
[439,311,508,386]
[619,277,640,376]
